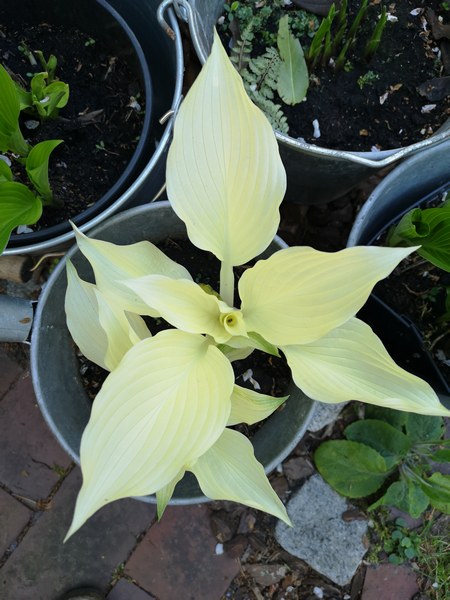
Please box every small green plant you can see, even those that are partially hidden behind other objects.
[383,517,421,564]
[226,0,389,132]
[357,70,379,89]
[386,195,450,273]
[231,14,308,132]
[417,516,450,599]
[14,53,69,120]
[315,405,450,519]
[0,58,69,253]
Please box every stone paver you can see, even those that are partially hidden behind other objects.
[107,579,155,600]
[0,373,72,498]
[361,564,419,600]
[0,468,155,600]
[125,504,240,600]
[0,488,31,556]
[275,474,369,586]
[0,349,22,398]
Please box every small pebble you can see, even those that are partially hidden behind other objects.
[215,543,224,555]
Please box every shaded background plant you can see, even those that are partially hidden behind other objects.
[0,55,69,253]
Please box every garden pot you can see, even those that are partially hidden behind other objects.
[2,0,183,255]
[347,141,450,410]
[29,201,316,504]
[177,0,450,204]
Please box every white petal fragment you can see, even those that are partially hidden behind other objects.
[190,428,291,524]
[240,245,418,346]
[166,30,286,266]
[228,384,288,426]
[282,318,449,417]
[72,224,192,315]
[65,330,234,539]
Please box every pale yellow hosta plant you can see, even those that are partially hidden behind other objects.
[64,31,450,539]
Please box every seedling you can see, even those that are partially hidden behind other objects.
[0,60,67,253]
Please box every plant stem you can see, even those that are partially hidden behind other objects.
[220,261,235,307]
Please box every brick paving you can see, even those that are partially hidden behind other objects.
[0,345,428,600]
[0,347,242,600]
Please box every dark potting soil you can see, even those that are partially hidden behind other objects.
[0,14,146,229]
[77,237,292,415]
[372,192,450,387]
[222,0,450,151]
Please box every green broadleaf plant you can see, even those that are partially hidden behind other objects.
[386,203,450,273]
[64,30,450,540]
[315,406,450,519]
[0,57,68,253]
[277,15,309,105]
[25,139,63,204]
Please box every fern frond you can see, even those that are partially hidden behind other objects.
[248,89,289,134]
[230,20,255,72]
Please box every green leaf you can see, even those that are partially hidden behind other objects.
[277,15,309,105]
[0,64,29,156]
[364,406,409,430]
[0,181,42,254]
[421,473,450,513]
[345,419,412,469]
[0,160,13,182]
[25,139,62,202]
[405,413,444,443]
[370,480,429,519]
[387,206,450,272]
[314,440,390,498]
[430,448,450,463]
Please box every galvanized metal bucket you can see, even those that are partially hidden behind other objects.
[177,0,450,204]
[348,141,450,410]
[29,201,316,504]
[4,0,184,255]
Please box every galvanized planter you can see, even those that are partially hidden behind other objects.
[177,0,450,204]
[30,201,316,504]
[348,141,450,410]
[4,0,183,255]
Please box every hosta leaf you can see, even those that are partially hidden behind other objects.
[405,413,445,442]
[156,470,185,519]
[387,206,450,272]
[66,330,234,539]
[0,64,25,153]
[345,419,411,469]
[73,225,192,315]
[282,318,449,416]
[227,384,288,426]
[65,259,150,371]
[190,428,290,524]
[0,182,42,254]
[124,275,245,343]
[315,440,390,497]
[277,15,308,105]
[26,139,62,201]
[239,245,417,346]
[370,479,430,519]
[166,30,286,268]
[0,160,13,182]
